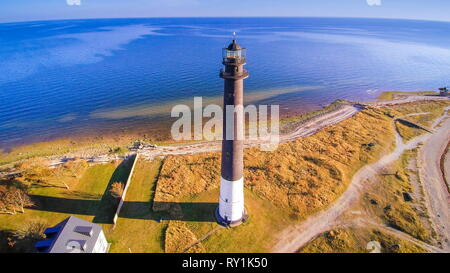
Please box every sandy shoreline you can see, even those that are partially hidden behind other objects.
[1,94,448,165]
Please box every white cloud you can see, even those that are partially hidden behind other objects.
[366,0,382,6]
[66,0,81,6]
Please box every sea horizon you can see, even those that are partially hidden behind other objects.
[1,17,449,149]
[2,16,450,25]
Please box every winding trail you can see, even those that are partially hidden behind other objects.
[272,104,450,253]
[358,219,444,253]
[417,107,450,251]
[33,94,450,253]
[272,131,430,252]
[137,104,361,160]
[42,95,447,166]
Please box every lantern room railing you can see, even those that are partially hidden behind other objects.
[219,68,249,80]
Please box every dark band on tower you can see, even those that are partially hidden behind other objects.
[216,39,249,227]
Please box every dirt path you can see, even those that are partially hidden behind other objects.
[182,225,224,253]
[272,105,450,253]
[417,109,450,251]
[147,96,445,158]
[272,130,431,252]
[280,105,360,142]
[42,95,446,167]
[358,219,444,253]
[370,95,449,106]
[14,104,362,168]
[36,94,448,252]
[137,104,361,160]
[442,142,450,193]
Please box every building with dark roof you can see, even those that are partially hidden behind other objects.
[35,216,109,253]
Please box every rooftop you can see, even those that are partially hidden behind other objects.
[227,39,242,51]
[35,216,104,253]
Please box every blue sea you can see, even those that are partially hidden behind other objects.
[1,17,450,149]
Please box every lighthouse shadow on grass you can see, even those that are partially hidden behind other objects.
[120,201,218,222]
[28,197,218,223]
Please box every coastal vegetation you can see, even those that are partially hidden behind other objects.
[0,159,134,252]
[377,91,437,100]
[165,221,205,253]
[391,100,450,125]
[280,99,351,134]
[109,182,124,198]
[0,184,34,214]
[0,131,170,166]
[106,158,166,253]
[0,94,448,253]
[391,100,450,141]
[395,121,426,142]
[156,107,395,218]
[298,227,425,253]
[358,149,433,243]
[153,107,396,251]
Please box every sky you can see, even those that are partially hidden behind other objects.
[0,0,449,23]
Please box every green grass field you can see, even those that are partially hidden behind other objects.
[1,94,448,253]
[0,159,134,252]
[182,189,293,253]
[106,158,167,253]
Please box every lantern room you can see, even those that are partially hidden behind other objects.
[222,40,246,63]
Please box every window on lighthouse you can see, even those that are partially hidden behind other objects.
[223,49,242,59]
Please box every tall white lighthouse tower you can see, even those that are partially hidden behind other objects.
[216,38,249,227]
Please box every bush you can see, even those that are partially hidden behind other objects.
[0,184,34,214]
[109,182,124,198]
[13,219,47,240]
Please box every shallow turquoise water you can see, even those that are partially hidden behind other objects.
[1,17,449,148]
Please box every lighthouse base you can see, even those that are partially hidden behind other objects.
[215,207,248,227]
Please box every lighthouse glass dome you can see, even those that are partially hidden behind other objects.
[222,48,246,59]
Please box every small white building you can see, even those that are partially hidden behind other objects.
[439,87,449,96]
[35,216,109,253]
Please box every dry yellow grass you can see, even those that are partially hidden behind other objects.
[0,127,174,166]
[164,221,205,253]
[390,101,450,125]
[4,96,446,253]
[359,149,433,242]
[244,107,395,218]
[298,227,425,253]
[155,108,395,221]
[152,107,398,252]
[14,159,89,189]
[377,91,437,100]
[153,154,220,213]
[389,101,450,142]
[395,121,425,142]
[182,189,292,253]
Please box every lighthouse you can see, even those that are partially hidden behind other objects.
[216,38,249,227]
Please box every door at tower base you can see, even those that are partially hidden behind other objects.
[217,176,247,225]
